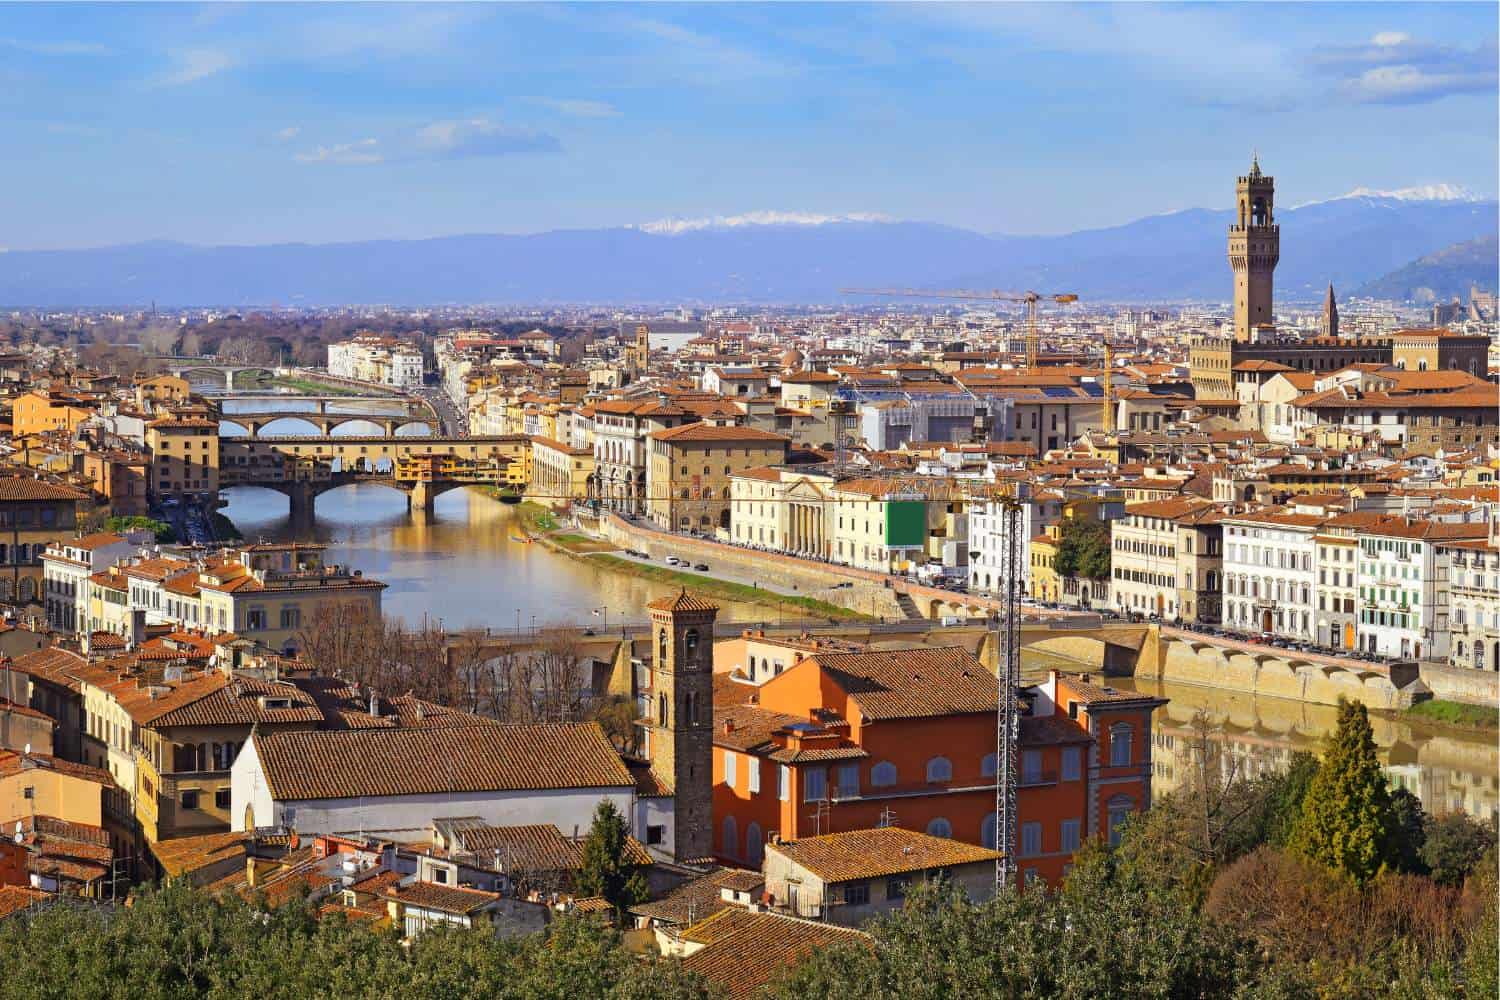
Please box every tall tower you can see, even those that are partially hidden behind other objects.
[646,589,718,861]
[1228,156,1279,342]
[1320,283,1339,338]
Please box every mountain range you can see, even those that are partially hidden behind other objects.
[1354,235,1498,302]
[1,189,1494,307]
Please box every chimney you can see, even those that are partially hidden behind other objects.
[368,691,380,718]
[245,856,257,888]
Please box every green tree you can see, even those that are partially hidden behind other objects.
[1054,516,1111,581]
[1421,812,1497,887]
[575,800,649,917]
[1389,786,1428,874]
[1288,700,1401,883]
[106,514,176,542]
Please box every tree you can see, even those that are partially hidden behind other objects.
[106,515,175,543]
[1053,516,1110,581]
[1389,786,1428,874]
[1421,812,1497,887]
[1288,699,1401,883]
[575,800,648,917]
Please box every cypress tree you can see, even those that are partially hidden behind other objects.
[576,800,650,916]
[1289,699,1400,883]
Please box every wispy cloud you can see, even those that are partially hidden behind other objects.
[295,138,382,165]
[1310,34,1498,105]
[157,48,235,87]
[1,38,109,56]
[275,126,301,142]
[294,117,560,166]
[523,97,622,119]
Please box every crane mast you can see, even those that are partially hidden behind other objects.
[994,493,1024,891]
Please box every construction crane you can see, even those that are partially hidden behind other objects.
[992,486,1025,891]
[839,288,1079,369]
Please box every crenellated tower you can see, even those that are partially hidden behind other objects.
[1228,156,1279,342]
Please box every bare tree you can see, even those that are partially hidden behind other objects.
[533,627,589,723]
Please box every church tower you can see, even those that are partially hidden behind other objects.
[1228,156,1279,342]
[1320,282,1339,338]
[646,589,717,861]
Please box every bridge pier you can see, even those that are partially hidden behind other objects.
[409,481,436,512]
[382,419,399,437]
[285,481,317,520]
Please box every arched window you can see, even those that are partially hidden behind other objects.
[981,753,997,778]
[1107,794,1135,847]
[871,761,898,787]
[658,692,668,726]
[722,815,738,858]
[981,812,998,849]
[746,822,763,866]
[925,756,952,783]
[1109,724,1133,766]
[684,628,699,655]
[658,628,668,662]
[926,817,952,839]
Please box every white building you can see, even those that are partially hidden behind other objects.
[327,335,425,388]
[232,722,636,839]
[1220,509,1325,640]
[1357,518,1488,661]
[1441,536,1500,671]
[42,531,149,634]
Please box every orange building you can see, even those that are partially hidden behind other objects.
[12,390,100,438]
[712,649,1166,886]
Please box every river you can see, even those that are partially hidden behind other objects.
[219,484,766,630]
[1108,674,1498,823]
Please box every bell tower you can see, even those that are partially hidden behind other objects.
[1228,155,1279,342]
[646,589,717,861]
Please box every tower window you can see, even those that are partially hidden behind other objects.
[684,628,699,655]
[659,692,667,725]
[658,628,668,662]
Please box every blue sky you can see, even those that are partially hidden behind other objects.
[2,2,1496,249]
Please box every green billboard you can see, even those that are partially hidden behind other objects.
[884,500,927,548]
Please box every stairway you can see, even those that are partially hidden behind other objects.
[893,591,924,621]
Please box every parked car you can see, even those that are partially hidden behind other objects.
[693,563,709,572]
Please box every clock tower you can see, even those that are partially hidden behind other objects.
[1228,156,1279,342]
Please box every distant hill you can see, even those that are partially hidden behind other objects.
[0,191,1493,307]
[1353,235,1499,303]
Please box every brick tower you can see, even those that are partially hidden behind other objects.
[647,589,718,861]
[1229,155,1279,342]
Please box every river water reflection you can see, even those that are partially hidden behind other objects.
[1109,674,1498,822]
[220,484,765,629]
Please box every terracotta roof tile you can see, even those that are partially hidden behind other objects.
[252,722,633,801]
[679,909,866,1000]
[799,647,998,721]
[769,827,1001,882]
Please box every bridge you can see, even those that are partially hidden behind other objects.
[215,396,439,438]
[163,361,279,389]
[219,434,529,515]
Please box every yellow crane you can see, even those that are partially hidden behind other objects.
[839,287,1079,369]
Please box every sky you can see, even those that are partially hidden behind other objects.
[2,2,1496,249]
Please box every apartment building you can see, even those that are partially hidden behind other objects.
[1441,537,1500,671]
[0,476,87,607]
[645,423,789,534]
[528,436,593,507]
[42,531,147,634]
[1220,509,1326,639]
[591,399,696,515]
[146,414,220,503]
[328,335,424,388]
[712,648,1166,887]
[1356,517,1488,660]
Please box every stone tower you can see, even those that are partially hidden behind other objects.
[647,589,718,862]
[1320,282,1339,338]
[1228,156,1279,342]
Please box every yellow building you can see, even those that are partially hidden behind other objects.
[12,390,100,437]
[0,475,87,607]
[0,748,114,831]
[528,436,593,506]
[646,424,789,533]
[133,374,192,412]
[146,415,220,502]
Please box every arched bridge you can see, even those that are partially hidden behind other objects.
[164,362,277,389]
[213,396,439,439]
[220,434,529,515]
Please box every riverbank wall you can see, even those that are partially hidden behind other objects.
[1417,662,1500,707]
[1144,632,1416,711]
[599,515,907,619]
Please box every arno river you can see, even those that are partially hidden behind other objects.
[216,392,1497,823]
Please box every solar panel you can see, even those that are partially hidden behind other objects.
[1040,385,1076,398]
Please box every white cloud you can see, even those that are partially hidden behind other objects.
[638,210,893,235]
[294,118,560,166]
[295,138,382,165]
[1372,32,1412,48]
[158,48,235,86]
[275,126,301,142]
[1340,63,1497,105]
[523,97,622,119]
